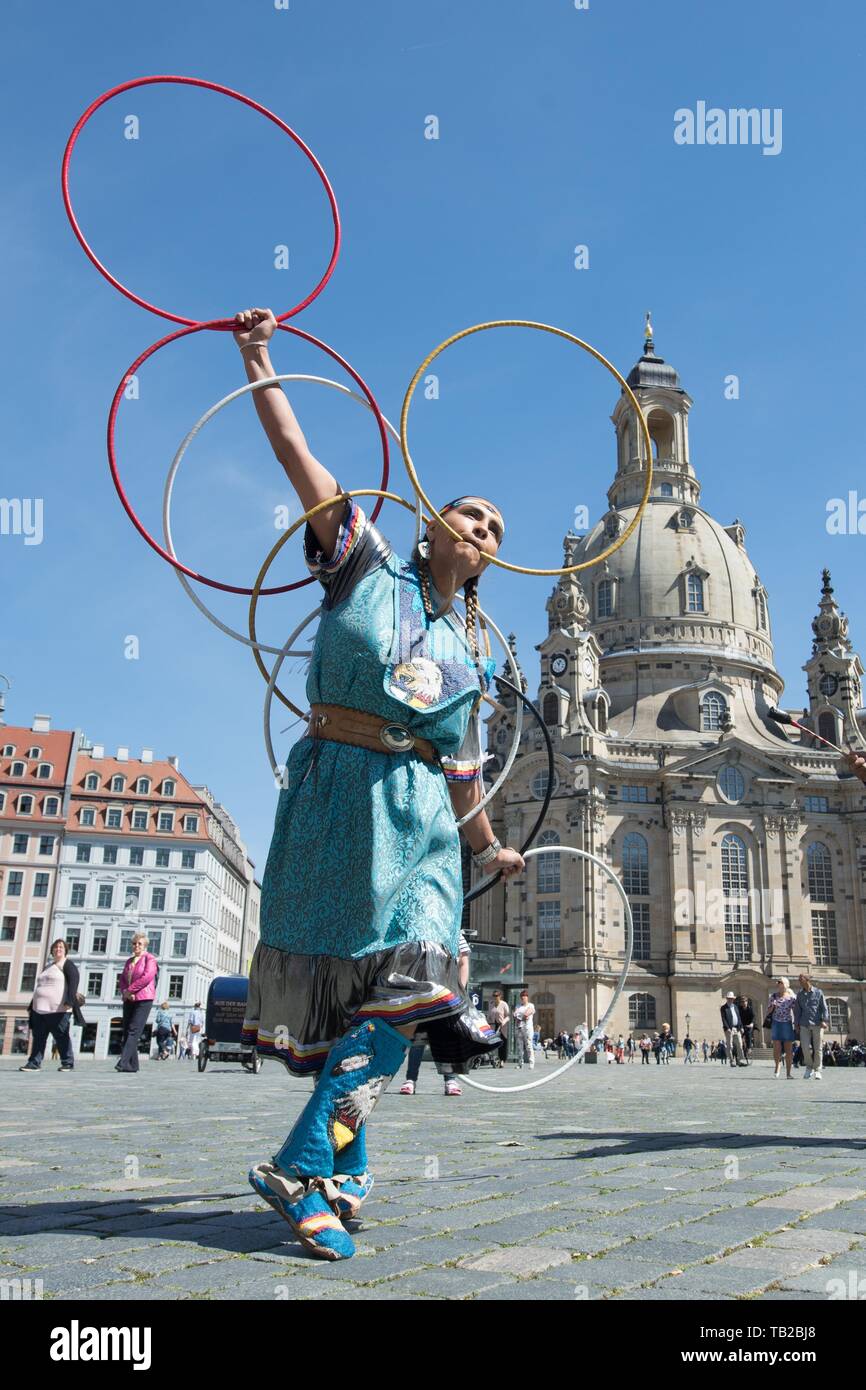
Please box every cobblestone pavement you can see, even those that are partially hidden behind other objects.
[2,1054,865,1301]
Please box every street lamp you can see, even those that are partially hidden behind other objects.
[685,1012,691,1036]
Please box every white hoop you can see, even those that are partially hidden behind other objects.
[462,845,634,1094]
[161,374,419,657]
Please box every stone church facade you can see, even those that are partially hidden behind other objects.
[470,326,866,1046]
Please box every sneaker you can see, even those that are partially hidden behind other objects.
[18,1063,40,1072]
[813,1071,822,1080]
[444,1080,462,1096]
[58,1064,74,1072]
[399,1081,415,1095]
[803,1068,813,1080]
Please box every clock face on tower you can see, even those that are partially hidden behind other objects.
[819,672,838,698]
[550,653,568,677]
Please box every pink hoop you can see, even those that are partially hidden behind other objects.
[107,321,390,595]
[62,75,341,328]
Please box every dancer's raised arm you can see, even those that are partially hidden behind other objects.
[233,306,345,555]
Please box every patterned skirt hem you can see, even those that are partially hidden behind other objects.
[242,939,498,1077]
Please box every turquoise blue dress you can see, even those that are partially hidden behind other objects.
[242,495,497,1075]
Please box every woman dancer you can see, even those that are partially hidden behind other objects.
[234,308,525,1260]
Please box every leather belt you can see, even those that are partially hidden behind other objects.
[307,703,442,766]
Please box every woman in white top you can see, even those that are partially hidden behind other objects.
[19,939,83,1072]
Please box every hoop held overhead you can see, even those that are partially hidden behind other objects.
[61,74,340,327]
[107,322,390,594]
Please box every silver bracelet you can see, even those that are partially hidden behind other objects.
[472,837,502,867]
[238,340,269,352]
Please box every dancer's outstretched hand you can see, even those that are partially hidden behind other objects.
[233,306,278,349]
[484,846,525,879]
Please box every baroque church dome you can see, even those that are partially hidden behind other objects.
[571,318,775,678]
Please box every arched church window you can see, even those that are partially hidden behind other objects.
[595,697,608,733]
[660,482,674,497]
[542,692,559,727]
[647,409,675,460]
[818,711,838,746]
[721,833,751,961]
[536,830,561,894]
[806,842,834,901]
[687,573,704,612]
[701,692,727,731]
[622,832,649,895]
[756,590,768,630]
[597,579,613,619]
[678,509,693,530]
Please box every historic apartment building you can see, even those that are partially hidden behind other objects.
[471,326,866,1045]
[0,716,260,1057]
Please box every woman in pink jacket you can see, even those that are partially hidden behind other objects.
[116,932,157,1073]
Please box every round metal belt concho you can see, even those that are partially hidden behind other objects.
[379,722,416,753]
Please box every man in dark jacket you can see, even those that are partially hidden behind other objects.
[720,993,748,1067]
[737,995,755,1057]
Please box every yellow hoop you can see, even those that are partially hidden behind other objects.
[248,489,439,718]
[398,319,653,577]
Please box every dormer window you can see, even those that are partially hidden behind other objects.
[18,795,34,815]
[26,747,42,759]
[80,807,96,827]
[136,777,151,795]
[85,773,100,791]
[674,508,694,532]
[36,764,53,779]
[604,513,623,542]
[596,577,615,619]
[11,761,26,777]
[111,775,125,793]
[2,744,14,757]
[701,692,728,731]
[687,573,704,612]
[162,779,176,797]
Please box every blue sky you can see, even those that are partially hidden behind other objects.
[2,0,865,873]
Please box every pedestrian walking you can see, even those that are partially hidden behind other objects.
[186,1002,205,1060]
[701,1038,710,1062]
[153,1002,176,1060]
[513,990,536,1070]
[486,989,510,1067]
[737,995,755,1058]
[639,1034,652,1065]
[18,939,85,1073]
[765,977,797,1078]
[793,974,828,1080]
[683,1034,696,1064]
[116,933,157,1073]
[720,993,748,1067]
[626,1033,636,1063]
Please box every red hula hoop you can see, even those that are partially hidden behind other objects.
[107,321,390,595]
[62,75,341,328]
